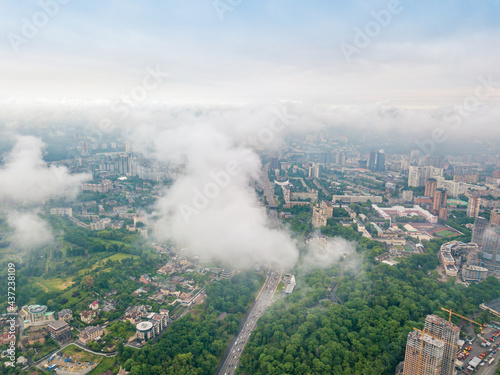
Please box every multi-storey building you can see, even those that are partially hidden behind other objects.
[20,305,55,327]
[402,315,459,375]
[48,320,71,342]
[57,309,73,322]
[471,216,488,247]
[425,179,438,201]
[79,326,103,345]
[408,166,444,187]
[312,201,334,228]
[490,209,500,226]
[424,315,460,375]
[467,195,482,218]
[49,207,73,217]
[82,179,113,193]
[402,330,444,375]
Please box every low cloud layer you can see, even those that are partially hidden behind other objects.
[0,135,91,203]
[131,119,299,269]
[302,235,357,272]
[7,211,54,250]
[0,136,90,249]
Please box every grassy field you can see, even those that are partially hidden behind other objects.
[77,252,139,275]
[32,276,75,292]
[435,230,459,238]
[88,356,117,375]
[275,281,284,296]
[28,341,59,361]
[104,253,139,262]
[61,344,98,362]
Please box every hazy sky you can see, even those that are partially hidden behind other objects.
[1,0,499,105]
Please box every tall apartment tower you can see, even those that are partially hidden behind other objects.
[424,315,460,375]
[368,150,377,171]
[376,149,386,172]
[481,230,500,275]
[490,209,500,226]
[471,216,489,247]
[467,195,482,218]
[402,330,445,375]
[425,179,438,199]
[433,189,448,220]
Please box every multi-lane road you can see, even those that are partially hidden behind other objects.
[215,163,282,375]
[216,268,282,375]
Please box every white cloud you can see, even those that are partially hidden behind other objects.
[132,121,299,269]
[0,135,91,203]
[7,211,54,250]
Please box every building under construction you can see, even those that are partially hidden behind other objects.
[402,315,459,375]
[402,331,444,375]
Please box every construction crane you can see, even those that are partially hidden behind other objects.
[440,308,482,326]
[413,328,458,348]
[414,327,458,375]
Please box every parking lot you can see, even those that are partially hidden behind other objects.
[457,326,500,374]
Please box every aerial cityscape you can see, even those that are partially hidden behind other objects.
[1,1,500,375]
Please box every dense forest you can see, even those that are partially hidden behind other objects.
[237,228,500,374]
[119,272,263,375]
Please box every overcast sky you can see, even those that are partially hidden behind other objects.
[1,0,499,106]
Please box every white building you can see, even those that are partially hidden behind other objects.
[408,166,443,187]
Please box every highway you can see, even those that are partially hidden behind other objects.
[215,163,282,375]
[215,268,282,375]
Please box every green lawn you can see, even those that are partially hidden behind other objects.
[77,252,139,275]
[61,344,97,362]
[104,253,140,262]
[88,356,117,375]
[31,276,75,292]
[275,281,284,296]
[28,341,59,361]
[435,230,459,238]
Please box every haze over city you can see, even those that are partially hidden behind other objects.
[1,1,500,375]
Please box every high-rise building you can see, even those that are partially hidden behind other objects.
[408,166,444,187]
[467,195,482,218]
[471,216,488,247]
[119,154,130,175]
[401,156,410,172]
[81,141,88,154]
[376,149,386,172]
[410,150,420,162]
[368,150,377,171]
[335,151,346,166]
[481,230,500,275]
[425,155,445,168]
[424,315,460,375]
[425,179,438,199]
[433,189,448,220]
[270,157,279,170]
[402,330,444,375]
[402,190,414,202]
[308,163,321,178]
[490,209,500,226]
